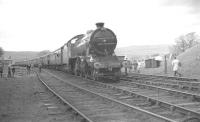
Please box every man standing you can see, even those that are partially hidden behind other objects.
[133,60,138,72]
[122,58,128,75]
[11,65,15,77]
[26,64,31,75]
[172,57,181,77]
[0,63,3,78]
[38,63,42,73]
[7,64,11,78]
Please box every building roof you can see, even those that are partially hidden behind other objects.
[154,56,163,61]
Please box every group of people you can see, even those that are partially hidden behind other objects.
[7,65,16,77]
[122,56,182,77]
[26,64,42,74]
[0,64,16,78]
[123,59,141,75]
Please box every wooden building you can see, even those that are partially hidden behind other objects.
[145,58,161,68]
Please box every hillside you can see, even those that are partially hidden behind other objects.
[3,51,39,62]
[140,44,200,79]
[116,45,170,59]
[177,44,200,78]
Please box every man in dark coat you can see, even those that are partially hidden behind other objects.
[0,64,3,78]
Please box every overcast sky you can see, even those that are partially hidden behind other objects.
[0,0,200,51]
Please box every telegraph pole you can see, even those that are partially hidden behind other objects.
[164,55,167,74]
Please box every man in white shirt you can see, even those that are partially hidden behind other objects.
[172,57,181,77]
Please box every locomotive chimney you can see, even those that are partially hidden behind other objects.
[96,22,104,29]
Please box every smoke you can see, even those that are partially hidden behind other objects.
[163,0,200,14]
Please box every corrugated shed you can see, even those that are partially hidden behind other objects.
[145,58,161,68]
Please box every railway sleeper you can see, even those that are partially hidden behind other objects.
[171,107,198,118]
[143,105,166,113]
[190,87,199,91]
[182,117,200,122]
[185,101,200,106]
[145,81,151,85]
[157,109,174,116]
[192,96,200,102]
[145,98,157,105]
[152,82,160,86]
[80,118,88,122]
[171,85,179,89]
[118,95,134,100]
[135,101,151,107]
[185,114,200,122]
[180,85,191,90]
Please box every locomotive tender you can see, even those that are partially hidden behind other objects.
[16,23,122,81]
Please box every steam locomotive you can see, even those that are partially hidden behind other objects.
[16,23,122,81]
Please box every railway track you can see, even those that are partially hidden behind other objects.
[127,73,199,82]
[42,69,200,122]
[114,79,200,112]
[122,73,200,93]
[38,69,177,122]
[36,72,93,122]
[33,71,94,122]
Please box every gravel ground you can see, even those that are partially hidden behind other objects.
[0,72,79,122]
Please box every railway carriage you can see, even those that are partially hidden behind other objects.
[48,53,56,68]
[34,58,38,66]
[40,56,45,66]
[54,49,62,65]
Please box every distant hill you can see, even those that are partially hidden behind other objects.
[116,45,170,59]
[3,51,39,62]
[3,44,170,63]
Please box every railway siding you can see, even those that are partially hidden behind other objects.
[38,70,175,122]
[128,73,199,82]
[43,69,200,122]
[122,74,200,98]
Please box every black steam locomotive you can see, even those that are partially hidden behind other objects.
[16,23,122,81]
